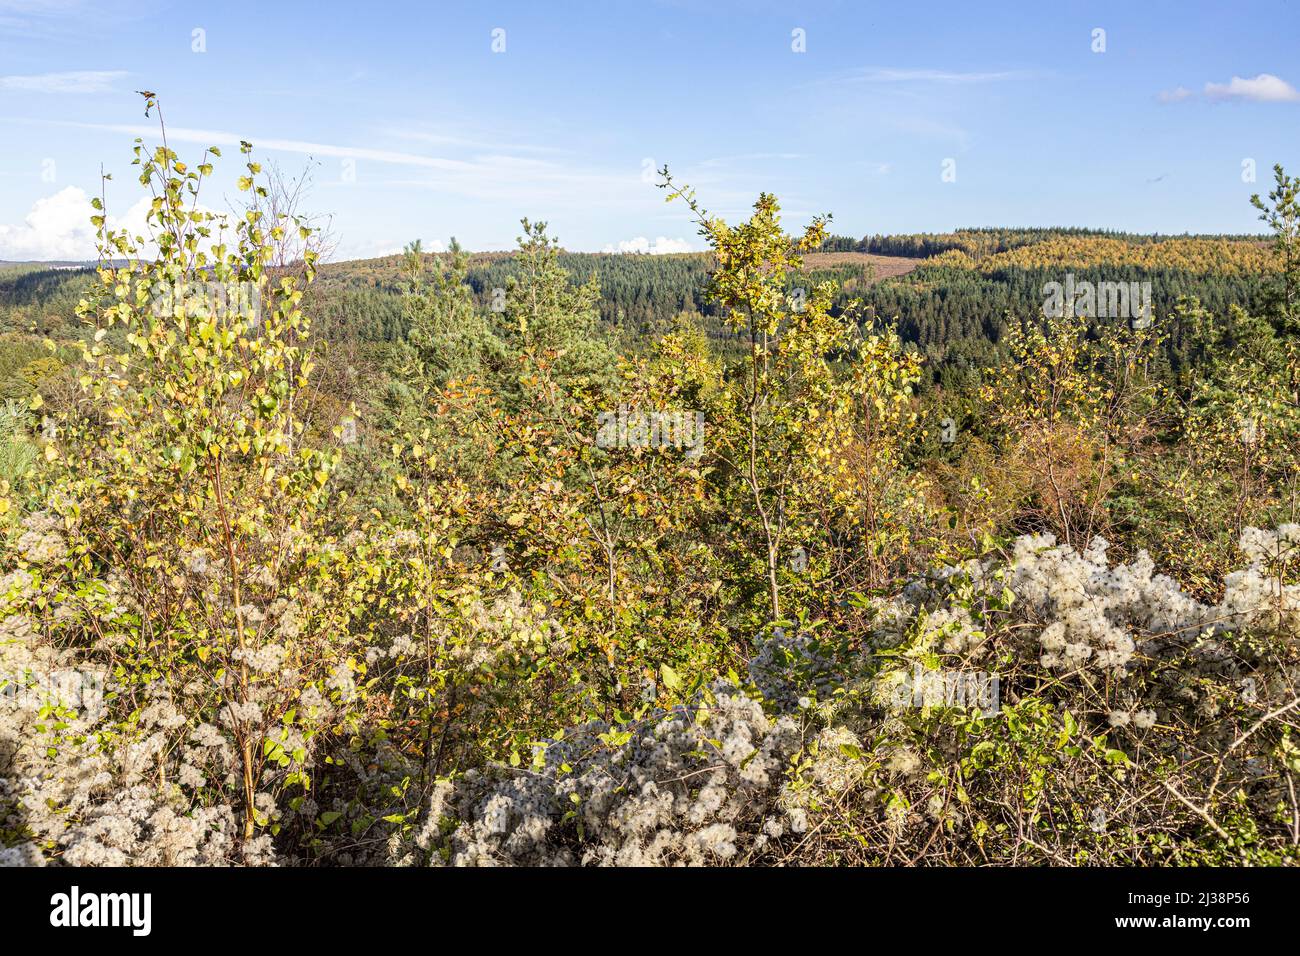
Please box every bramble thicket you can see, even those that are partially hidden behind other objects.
[1,102,1299,866]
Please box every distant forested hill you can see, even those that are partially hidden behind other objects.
[0,230,1273,398]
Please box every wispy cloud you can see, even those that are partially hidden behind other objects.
[798,66,1022,149]
[889,114,972,149]
[698,152,806,168]
[21,117,685,211]
[47,119,480,170]
[335,235,445,261]
[384,126,569,156]
[1159,74,1300,104]
[0,0,92,39]
[0,1,91,14]
[0,70,127,94]
[838,67,1025,85]
[1204,73,1299,103]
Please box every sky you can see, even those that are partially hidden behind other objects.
[0,0,1297,261]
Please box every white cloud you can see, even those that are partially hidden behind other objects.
[0,186,97,259]
[699,153,806,168]
[332,236,445,262]
[385,126,568,156]
[1204,73,1299,103]
[0,1,98,40]
[602,236,693,255]
[38,119,661,207]
[0,70,126,93]
[68,121,476,171]
[0,186,214,261]
[1157,86,1192,103]
[844,67,1022,84]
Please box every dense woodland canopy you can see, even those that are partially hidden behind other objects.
[1,229,1274,388]
[1,106,1299,867]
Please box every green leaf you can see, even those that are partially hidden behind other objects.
[660,663,682,691]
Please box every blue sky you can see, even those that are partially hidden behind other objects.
[1,0,1297,260]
